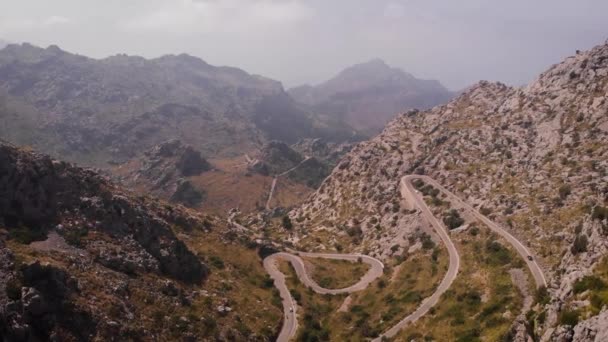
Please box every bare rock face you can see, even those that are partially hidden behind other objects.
[571,309,608,341]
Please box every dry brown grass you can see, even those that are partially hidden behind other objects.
[271,177,313,209]
[303,256,370,289]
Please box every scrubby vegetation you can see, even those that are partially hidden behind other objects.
[570,234,588,254]
[305,257,370,289]
[395,229,524,341]
[443,209,465,230]
[568,257,608,316]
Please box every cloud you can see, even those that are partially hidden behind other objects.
[0,15,71,33]
[122,0,313,34]
[43,16,70,26]
[384,2,406,19]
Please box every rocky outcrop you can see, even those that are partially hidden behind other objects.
[572,309,608,341]
[0,142,207,283]
[0,142,283,341]
[248,139,350,188]
[177,145,211,177]
[141,139,211,180]
[291,138,353,165]
[170,179,205,207]
[123,139,208,207]
[286,157,330,188]
[0,261,96,341]
[250,141,304,176]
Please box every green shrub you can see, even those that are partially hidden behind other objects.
[421,233,435,250]
[537,310,547,324]
[558,309,580,326]
[558,184,572,199]
[64,227,89,248]
[262,276,274,288]
[8,225,47,244]
[290,289,302,303]
[209,255,225,269]
[443,209,465,230]
[485,240,512,266]
[592,206,608,221]
[480,207,493,216]
[535,286,550,305]
[571,234,588,254]
[201,315,217,336]
[5,277,22,300]
[573,275,606,294]
[282,215,293,230]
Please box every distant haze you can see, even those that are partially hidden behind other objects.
[1,0,607,90]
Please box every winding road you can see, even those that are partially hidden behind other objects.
[264,175,546,341]
[265,157,311,210]
[264,252,384,342]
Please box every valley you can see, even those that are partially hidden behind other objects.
[0,23,607,342]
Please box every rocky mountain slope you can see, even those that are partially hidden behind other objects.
[249,139,351,188]
[289,59,453,135]
[118,139,212,208]
[0,43,358,166]
[0,142,283,340]
[285,42,608,340]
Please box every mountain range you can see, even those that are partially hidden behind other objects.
[0,43,361,166]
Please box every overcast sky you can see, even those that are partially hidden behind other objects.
[0,0,607,90]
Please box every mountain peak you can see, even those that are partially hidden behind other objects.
[361,58,389,68]
[346,58,395,74]
[288,59,453,133]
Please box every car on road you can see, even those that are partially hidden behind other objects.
[289,307,294,313]
[527,256,533,261]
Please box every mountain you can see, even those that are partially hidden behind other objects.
[0,43,359,166]
[118,139,212,207]
[288,59,454,135]
[262,43,608,339]
[248,139,349,188]
[0,141,283,340]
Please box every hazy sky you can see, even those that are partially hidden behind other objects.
[1,0,607,90]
